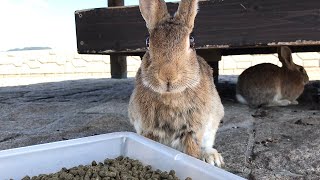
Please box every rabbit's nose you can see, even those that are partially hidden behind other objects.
[158,67,178,83]
[159,75,176,85]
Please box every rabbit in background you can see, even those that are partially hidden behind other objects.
[236,46,309,108]
[128,0,225,167]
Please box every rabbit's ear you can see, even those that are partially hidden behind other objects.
[278,46,294,69]
[175,0,199,29]
[139,0,169,30]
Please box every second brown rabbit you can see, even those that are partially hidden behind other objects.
[236,46,309,108]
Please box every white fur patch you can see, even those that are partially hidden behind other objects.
[133,120,142,134]
[141,77,159,93]
[171,138,184,151]
[201,120,214,149]
[236,94,248,104]
[273,91,282,102]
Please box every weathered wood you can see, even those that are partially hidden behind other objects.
[108,0,127,79]
[75,0,320,56]
[221,45,320,55]
[108,0,124,7]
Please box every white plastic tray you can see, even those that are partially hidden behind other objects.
[0,132,246,180]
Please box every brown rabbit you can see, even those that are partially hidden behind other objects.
[236,46,309,107]
[128,0,225,167]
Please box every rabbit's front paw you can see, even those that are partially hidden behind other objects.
[201,148,224,167]
[291,100,299,105]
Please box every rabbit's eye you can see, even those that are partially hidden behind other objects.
[146,37,150,50]
[299,67,305,73]
[189,36,195,48]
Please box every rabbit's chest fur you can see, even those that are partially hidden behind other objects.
[143,90,214,149]
[148,89,211,132]
[131,77,216,145]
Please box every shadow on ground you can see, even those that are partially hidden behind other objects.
[0,76,319,179]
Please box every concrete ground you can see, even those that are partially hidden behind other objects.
[0,77,319,180]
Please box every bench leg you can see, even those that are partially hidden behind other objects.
[110,55,127,79]
[108,1,126,79]
[197,50,221,84]
[207,61,219,83]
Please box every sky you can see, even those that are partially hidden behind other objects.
[0,0,177,52]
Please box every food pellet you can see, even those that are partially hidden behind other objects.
[21,156,192,180]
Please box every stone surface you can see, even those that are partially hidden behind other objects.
[0,77,319,180]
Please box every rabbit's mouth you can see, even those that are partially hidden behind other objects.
[160,79,201,94]
[166,82,172,92]
[141,71,200,94]
[161,83,186,94]
[149,81,187,94]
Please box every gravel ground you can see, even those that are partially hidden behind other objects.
[0,76,319,179]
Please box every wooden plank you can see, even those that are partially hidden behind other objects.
[220,45,320,55]
[75,0,320,55]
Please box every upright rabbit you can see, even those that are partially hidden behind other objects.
[236,46,309,107]
[128,0,225,167]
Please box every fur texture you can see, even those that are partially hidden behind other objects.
[128,0,225,167]
[236,46,309,107]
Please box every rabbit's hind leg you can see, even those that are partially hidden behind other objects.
[267,93,291,106]
[268,99,291,106]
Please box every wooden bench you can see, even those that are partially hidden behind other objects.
[75,0,320,79]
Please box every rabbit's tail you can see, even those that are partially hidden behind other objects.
[236,94,248,105]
